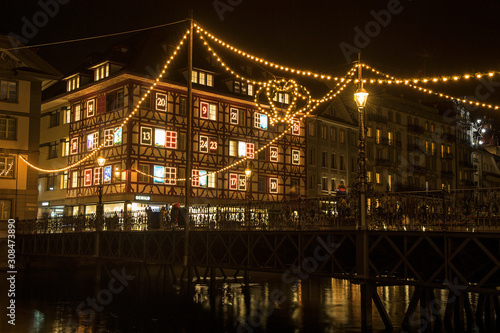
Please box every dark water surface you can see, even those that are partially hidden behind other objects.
[1,267,456,333]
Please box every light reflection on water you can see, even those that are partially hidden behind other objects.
[2,270,421,333]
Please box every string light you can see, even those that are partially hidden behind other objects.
[194,23,344,82]
[360,64,500,111]
[20,30,191,173]
[254,79,312,125]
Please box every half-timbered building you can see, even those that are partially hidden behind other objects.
[38,29,308,216]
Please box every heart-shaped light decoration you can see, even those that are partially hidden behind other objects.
[254,79,312,125]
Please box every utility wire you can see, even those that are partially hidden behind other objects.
[4,19,188,51]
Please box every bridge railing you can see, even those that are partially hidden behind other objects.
[17,189,500,234]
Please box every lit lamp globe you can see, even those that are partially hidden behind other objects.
[97,156,106,167]
[245,168,252,178]
[354,88,369,109]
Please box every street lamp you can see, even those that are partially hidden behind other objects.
[354,75,369,231]
[96,156,106,230]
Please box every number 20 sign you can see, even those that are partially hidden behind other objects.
[156,93,167,111]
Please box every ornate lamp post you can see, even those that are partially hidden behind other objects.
[96,156,106,229]
[354,85,369,230]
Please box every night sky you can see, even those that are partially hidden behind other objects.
[2,0,500,121]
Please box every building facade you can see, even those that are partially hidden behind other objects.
[38,39,306,217]
[0,35,60,221]
[307,93,500,197]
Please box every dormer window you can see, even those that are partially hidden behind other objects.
[66,75,80,92]
[94,63,110,81]
[192,70,214,87]
[273,92,290,104]
[233,81,254,96]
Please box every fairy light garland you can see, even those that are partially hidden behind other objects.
[196,31,265,86]
[359,64,500,110]
[254,79,312,125]
[20,30,191,173]
[194,23,346,82]
[378,71,500,84]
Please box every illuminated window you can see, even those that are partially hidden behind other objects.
[113,127,122,145]
[206,74,213,87]
[62,140,69,157]
[192,70,214,87]
[87,132,99,151]
[292,149,300,165]
[74,104,81,122]
[155,128,165,147]
[84,169,92,187]
[270,146,279,162]
[140,127,152,145]
[61,172,68,189]
[86,99,95,118]
[93,167,101,185]
[71,171,78,188]
[229,140,238,156]
[199,135,217,153]
[166,131,177,149]
[70,137,79,155]
[273,92,290,104]
[0,80,17,102]
[192,169,200,187]
[339,130,345,143]
[155,93,167,111]
[103,166,112,183]
[154,165,165,183]
[376,172,381,184]
[366,127,372,138]
[66,76,80,92]
[165,167,176,185]
[388,131,393,145]
[229,173,247,191]
[292,120,300,135]
[0,156,15,178]
[376,129,381,144]
[94,63,110,81]
[254,113,268,130]
[104,129,114,147]
[63,107,71,124]
[114,165,122,183]
[238,141,246,157]
[199,170,208,187]
[209,104,217,120]
[269,178,279,193]
[230,108,239,124]
[246,143,254,159]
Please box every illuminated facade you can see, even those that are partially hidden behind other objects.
[38,38,306,215]
[308,93,500,196]
[0,35,60,221]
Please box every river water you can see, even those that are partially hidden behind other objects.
[1,267,457,333]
